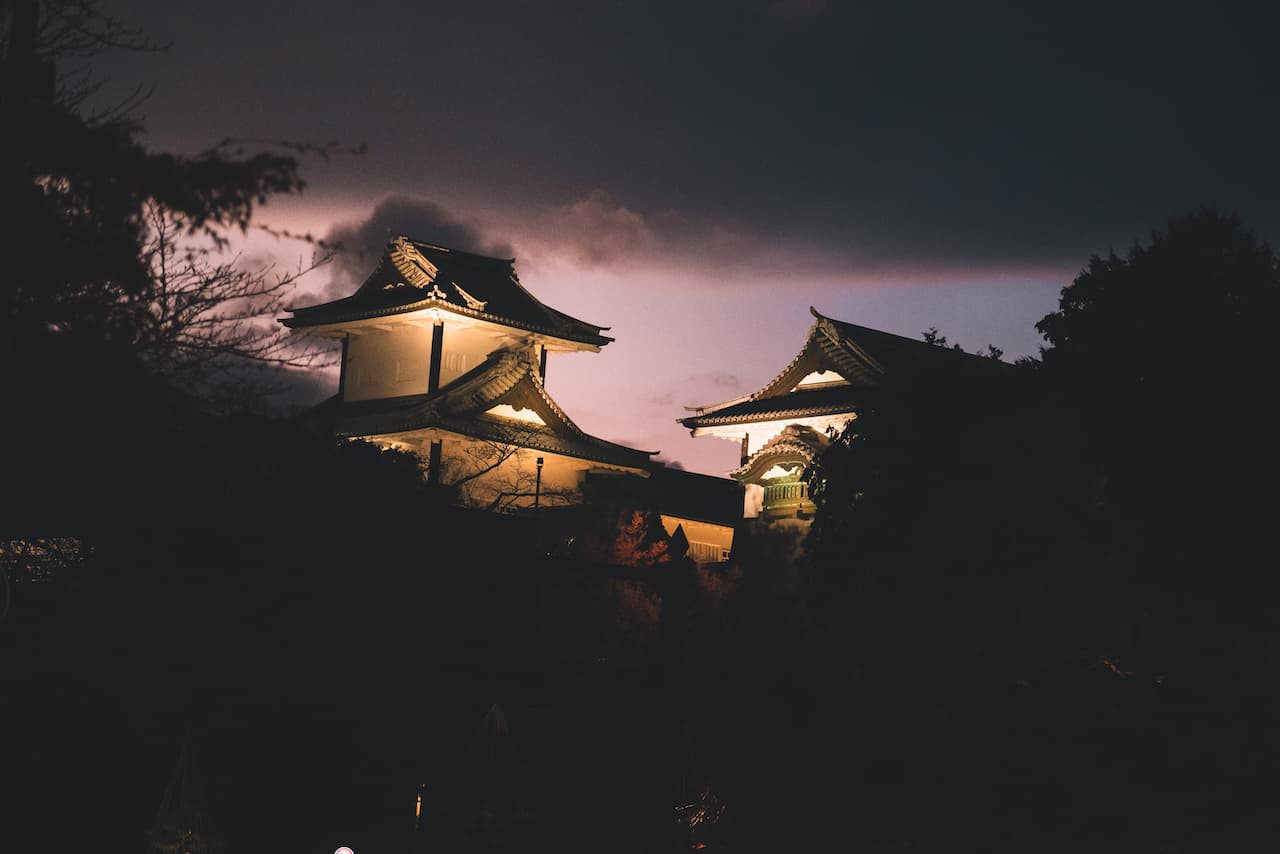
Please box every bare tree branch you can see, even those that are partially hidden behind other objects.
[429,422,583,512]
[134,206,339,405]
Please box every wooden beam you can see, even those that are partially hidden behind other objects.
[338,336,349,399]
[428,322,444,393]
[427,440,442,485]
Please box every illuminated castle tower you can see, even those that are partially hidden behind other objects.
[680,306,1009,526]
[283,234,738,561]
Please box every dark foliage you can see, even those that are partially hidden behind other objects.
[788,209,1280,852]
[1036,208,1280,561]
[0,411,544,853]
[2,9,702,851]
[3,0,335,412]
[0,411,721,853]
[10,4,1280,848]
[3,82,303,342]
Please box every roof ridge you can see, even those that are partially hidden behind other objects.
[816,316,885,377]
[822,312,1014,366]
[401,233,515,265]
[393,232,598,336]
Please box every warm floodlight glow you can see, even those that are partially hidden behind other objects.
[335,848,354,854]
[796,369,848,388]
[486,403,545,425]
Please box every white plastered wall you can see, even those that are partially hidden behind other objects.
[344,327,433,401]
[438,324,513,387]
[343,319,533,402]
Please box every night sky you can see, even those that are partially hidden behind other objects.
[92,0,1280,475]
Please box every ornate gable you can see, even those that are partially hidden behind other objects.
[387,235,440,287]
[733,424,831,483]
[752,309,883,400]
[681,307,884,428]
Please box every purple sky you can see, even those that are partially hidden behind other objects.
[85,0,1280,475]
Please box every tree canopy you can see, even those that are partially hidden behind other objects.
[1036,208,1280,535]
[790,208,1280,851]
[1,0,337,539]
[2,0,330,400]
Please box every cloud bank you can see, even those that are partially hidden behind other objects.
[312,196,515,302]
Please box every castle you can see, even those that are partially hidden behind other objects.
[281,234,738,564]
[283,235,1010,555]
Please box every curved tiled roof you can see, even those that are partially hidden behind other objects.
[681,306,1012,430]
[310,347,655,470]
[751,312,885,399]
[282,235,613,347]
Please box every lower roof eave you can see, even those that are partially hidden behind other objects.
[281,300,612,349]
[335,419,653,472]
[684,403,860,429]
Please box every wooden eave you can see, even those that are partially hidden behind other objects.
[316,348,654,470]
[282,234,614,349]
[679,385,863,429]
[281,297,610,350]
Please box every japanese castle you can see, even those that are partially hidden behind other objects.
[282,234,739,564]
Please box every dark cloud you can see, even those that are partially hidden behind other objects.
[767,0,829,18]
[527,190,658,269]
[314,195,514,302]
[98,0,1280,275]
[504,190,821,277]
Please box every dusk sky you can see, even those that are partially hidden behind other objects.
[92,0,1279,475]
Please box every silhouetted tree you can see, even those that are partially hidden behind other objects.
[1036,208,1280,555]
[0,0,338,545]
[1,1,338,396]
[788,209,1280,852]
